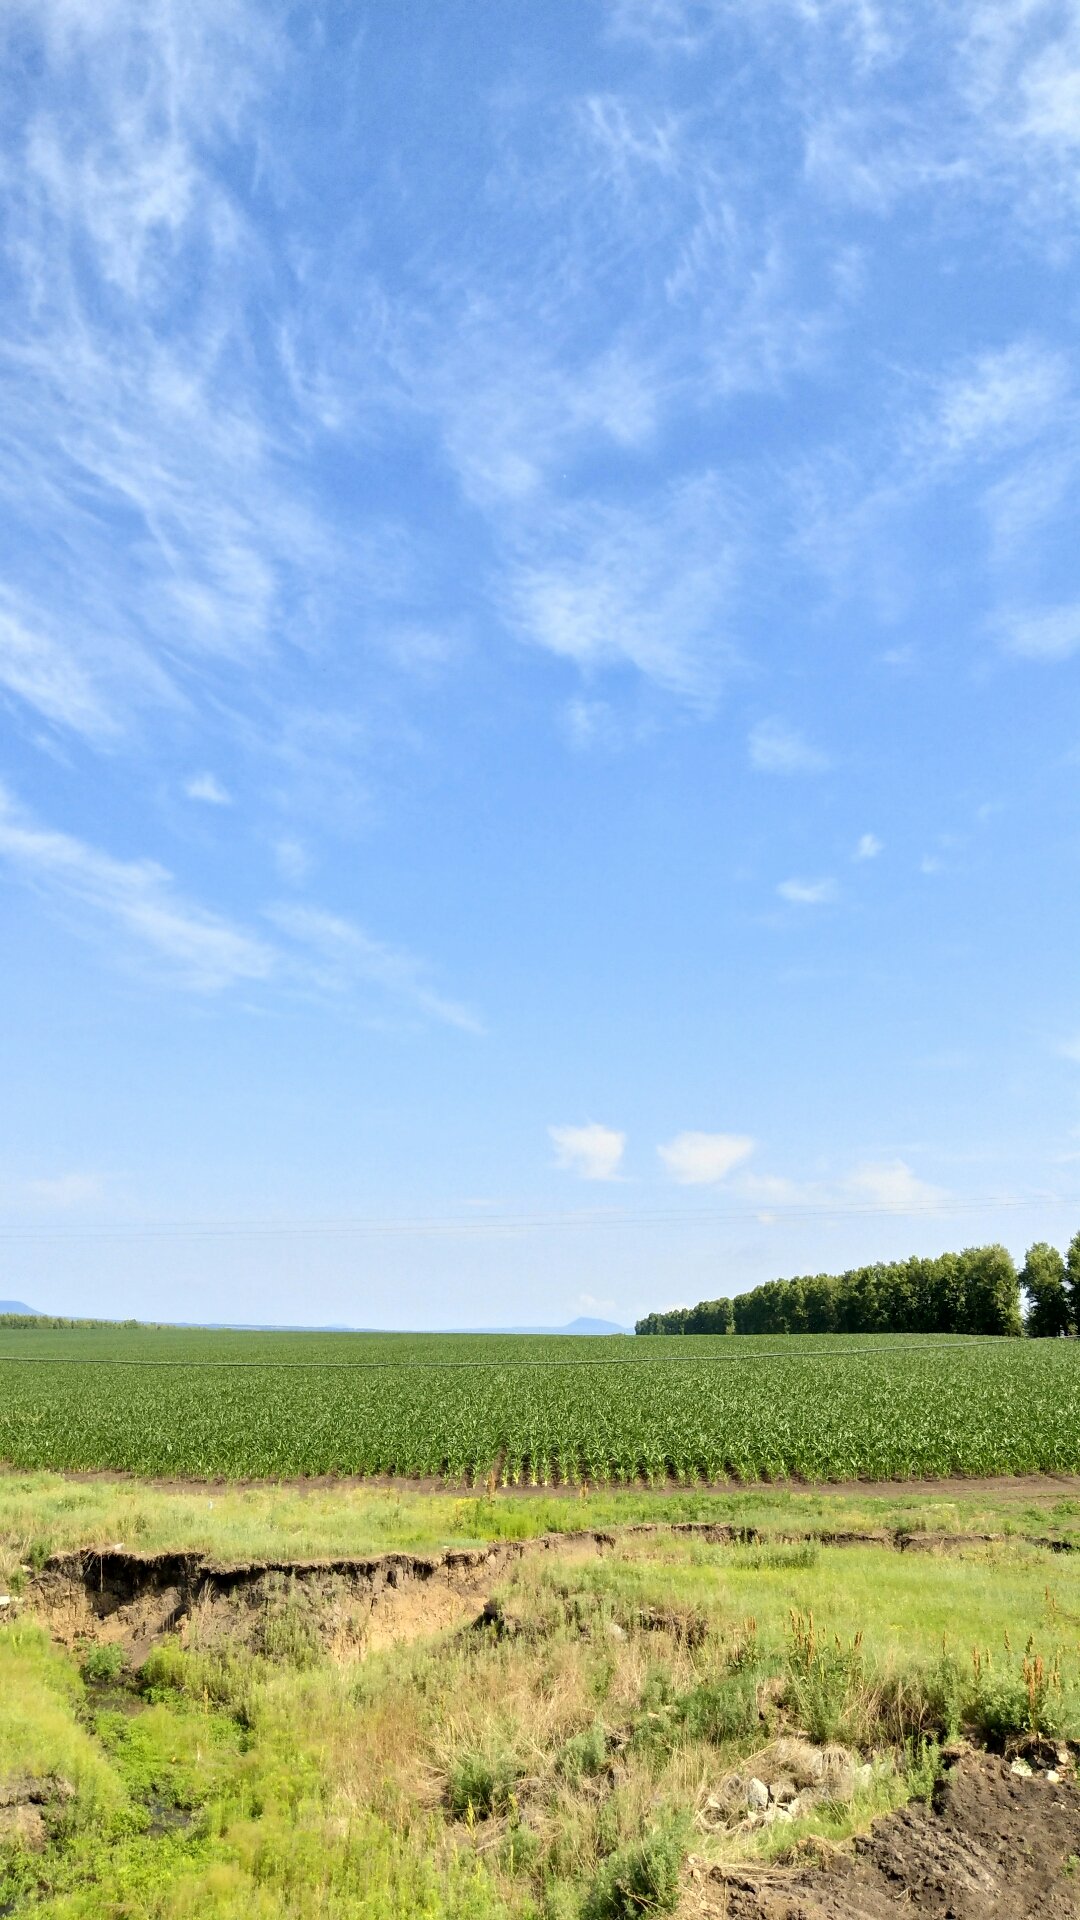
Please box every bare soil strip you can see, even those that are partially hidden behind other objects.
[26,1466,1080,1499]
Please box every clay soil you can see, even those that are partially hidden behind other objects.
[693,1752,1080,1919]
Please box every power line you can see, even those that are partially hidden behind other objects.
[0,1193,1070,1241]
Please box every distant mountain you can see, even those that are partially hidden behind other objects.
[0,1301,41,1316]
[464,1316,631,1335]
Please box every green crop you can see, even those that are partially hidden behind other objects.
[0,1325,1077,1483]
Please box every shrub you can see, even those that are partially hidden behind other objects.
[581,1817,689,1920]
[446,1749,522,1820]
[81,1642,126,1685]
[555,1722,608,1782]
[784,1610,865,1744]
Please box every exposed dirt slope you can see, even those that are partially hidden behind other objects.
[24,1518,1078,1659]
[691,1753,1080,1918]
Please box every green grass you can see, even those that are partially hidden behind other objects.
[3,1466,1080,1587]
[2,1323,1080,1482]
[4,1524,1079,1918]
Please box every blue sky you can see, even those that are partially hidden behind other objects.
[1,0,1079,1329]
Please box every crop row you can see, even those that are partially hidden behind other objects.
[1,1331,1078,1482]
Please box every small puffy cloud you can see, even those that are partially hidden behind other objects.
[846,1159,945,1210]
[854,832,883,861]
[549,1122,626,1181]
[658,1131,755,1185]
[748,718,830,775]
[185,772,232,806]
[998,602,1080,662]
[777,877,838,905]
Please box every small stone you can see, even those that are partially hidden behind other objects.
[746,1777,769,1810]
[0,1596,10,1608]
[763,1804,793,1825]
[1046,1770,1061,1784]
[1010,1758,1033,1777]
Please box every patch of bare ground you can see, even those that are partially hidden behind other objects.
[686,1752,1080,1919]
[34,1467,1080,1499]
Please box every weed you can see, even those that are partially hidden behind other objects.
[556,1722,608,1782]
[581,1815,689,1920]
[784,1610,866,1744]
[81,1642,127,1685]
[446,1749,523,1821]
[904,1734,944,1806]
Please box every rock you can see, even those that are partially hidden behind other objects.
[763,1804,793,1825]
[855,1763,874,1790]
[605,1620,628,1642]
[770,1778,797,1805]
[1010,1758,1033,1778]
[1046,1770,1061,1784]
[0,1595,10,1607]
[746,1776,770,1810]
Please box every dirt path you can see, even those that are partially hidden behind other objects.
[18,1465,1080,1501]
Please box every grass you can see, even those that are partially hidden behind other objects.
[3,1466,1080,1585]
[3,1509,1080,1917]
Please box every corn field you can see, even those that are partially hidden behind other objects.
[1,1324,1078,1483]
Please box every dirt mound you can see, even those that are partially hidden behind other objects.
[693,1752,1080,1918]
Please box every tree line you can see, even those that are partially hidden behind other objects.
[635,1233,1080,1338]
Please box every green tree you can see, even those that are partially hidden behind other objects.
[1020,1242,1071,1337]
[1067,1230,1080,1334]
[958,1244,1023,1337]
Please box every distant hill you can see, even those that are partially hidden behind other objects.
[465,1316,631,1335]
[0,1301,41,1316]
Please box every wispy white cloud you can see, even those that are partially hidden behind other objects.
[777,876,838,905]
[997,601,1080,663]
[0,602,121,741]
[507,474,741,701]
[917,341,1071,465]
[854,831,882,860]
[658,1131,755,1184]
[749,718,830,774]
[12,1172,104,1210]
[273,836,311,884]
[0,782,275,992]
[0,783,477,1025]
[549,1122,626,1181]
[267,903,483,1034]
[845,1157,945,1210]
[185,772,232,806]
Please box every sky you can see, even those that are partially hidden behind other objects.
[1,0,1079,1330]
